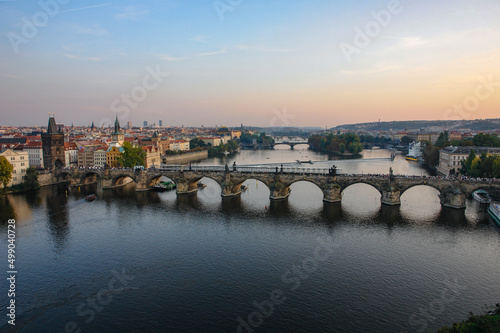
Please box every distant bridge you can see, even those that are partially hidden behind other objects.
[50,166,500,209]
[271,141,309,149]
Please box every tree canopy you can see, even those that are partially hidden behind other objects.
[309,133,363,154]
[0,156,14,187]
[119,142,146,167]
[24,167,39,190]
[460,150,500,178]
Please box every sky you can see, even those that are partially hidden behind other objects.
[0,0,499,128]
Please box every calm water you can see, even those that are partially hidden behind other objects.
[1,149,499,333]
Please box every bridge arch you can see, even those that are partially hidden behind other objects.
[399,183,443,197]
[465,185,497,198]
[80,171,101,185]
[287,179,324,206]
[56,172,72,183]
[146,174,168,187]
[287,178,323,193]
[111,174,136,187]
[341,181,383,195]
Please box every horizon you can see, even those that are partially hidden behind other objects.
[1,0,499,127]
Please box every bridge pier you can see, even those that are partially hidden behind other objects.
[269,181,290,201]
[322,183,342,203]
[221,177,242,197]
[381,177,401,206]
[175,177,199,195]
[381,189,401,206]
[439,187,467,209]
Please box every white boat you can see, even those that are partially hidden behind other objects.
[472,190,492,204]
[487,203,500,227]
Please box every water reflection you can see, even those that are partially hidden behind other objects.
[45,186,70,253]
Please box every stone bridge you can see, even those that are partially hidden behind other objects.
[271,141,309,149]
[53,166,500,209]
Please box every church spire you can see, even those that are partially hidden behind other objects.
[113,114,121,135]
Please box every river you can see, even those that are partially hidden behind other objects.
[0,148,499,333]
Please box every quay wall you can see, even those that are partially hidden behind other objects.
[163,151,208,164]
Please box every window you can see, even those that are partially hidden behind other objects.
[12,170,16,174]
[13,177,17,181]
[20,156,24,160]
[21,162,25,166]
[11,157,14,160]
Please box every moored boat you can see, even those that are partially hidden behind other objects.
[163,181,176,190]
[472,190,492,204]
[405,156,418,162]
[487,203,500,227]
[85,194,96,202]
[153,184,167,192]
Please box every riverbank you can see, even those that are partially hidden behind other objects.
[437,304,500,332]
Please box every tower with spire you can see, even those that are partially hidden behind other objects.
[110,114,124,146]
[42,113,65,169]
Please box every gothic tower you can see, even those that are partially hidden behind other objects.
[42,114,65,169]
[111,115,124,145]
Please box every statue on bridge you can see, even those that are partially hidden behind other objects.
[329,165,337,176]
[225,164,230,173]
[233,162,237,172]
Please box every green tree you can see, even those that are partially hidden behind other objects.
[119,142,146,167]
[0,156,14,188]
[189,138,206,149]
[473,133,500,147]
[435,131,450,148]
[400,136,411,146]
[24,167,39,190]
[421,141,440,166]
[349,141,363,154]
[460,150,476,175]
[493,157,500,178]
[339,143,345,153]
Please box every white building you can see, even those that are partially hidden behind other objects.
[199,137,222,147]
[93,148,107,168]
[64,142,79,166]
[437,146,500,176]
[408,141,422,158]
[24,141,44,168]
[0,149,30,187]
[168,140,190,151]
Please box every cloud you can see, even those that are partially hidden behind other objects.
[159,54,186,61]
[190,35,210,43]
[59,3,112,14]
[64,54,105,62]
[77,24,109,37]
[115,6,149,20]
[338,63,400,76]
[236,45,291,52]
[382,36,428,49]
[197,48,227,57]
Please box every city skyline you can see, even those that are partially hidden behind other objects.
[1,0,499,127]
